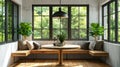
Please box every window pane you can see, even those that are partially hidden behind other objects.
[34,29,41,39]
[0,0,5,42]
[42,30,49,39]
[80,7,87,16]
[79,29,87,39]
[79,16,87,28]
[33,6,49,39]
[71,7,78,15]
[110,29,115,41]
[118,0,120,11]
[7,1,13,41]
[71,29,79,39]
[52,6,68,39]
[109,1,115,42]
[118,29,120,42]
[34,16,41,28]
[118,12,120,28]
[71,6,87,39]
[71,16,79,29]
[13,4,19,41]
[104,6,108,16]
[53,18,60,29]
[42,16,49,29]
[110,2,115,13]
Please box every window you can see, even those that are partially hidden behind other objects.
[103,5,108,40]
[118,0,120,42]
[71,6,87,39]
[102,0,120,42]
[6,1,19,42]
[33,5,89,40]
[0,0,5,43]
[6,0,13,42]
[0,0,19,44]
[109,1,115,41]
[13,4,19,41]
[52,6,68,39]
[33,6,50,39]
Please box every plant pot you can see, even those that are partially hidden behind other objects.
[22,35,27,41]
[94,36,98,41]
[57,42,65,46]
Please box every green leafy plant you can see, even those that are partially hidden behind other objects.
[18,22,32,36]
[57,32,66,43]
[89,23,104,41]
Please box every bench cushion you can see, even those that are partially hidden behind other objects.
[12,50,30,57]
[89,50,108,56]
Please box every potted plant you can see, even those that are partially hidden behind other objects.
[18,22,32,40]
[89,23,104,41]
[57,32,66,46]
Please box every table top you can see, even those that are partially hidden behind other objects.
[41,44,80,49]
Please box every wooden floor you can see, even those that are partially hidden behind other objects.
[10,60,110,67]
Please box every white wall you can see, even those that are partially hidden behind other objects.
[0,42,18,67]
[104,42,120,67]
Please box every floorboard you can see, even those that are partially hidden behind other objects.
[10,60,111,67]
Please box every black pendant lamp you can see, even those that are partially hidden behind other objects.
[52,0,68,18]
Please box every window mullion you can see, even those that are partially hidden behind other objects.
[68,6,71,40]
[50,6,52,39]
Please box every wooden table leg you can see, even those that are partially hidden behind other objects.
[58,49,63,65]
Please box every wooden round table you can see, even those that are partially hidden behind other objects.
[42,44,80,66]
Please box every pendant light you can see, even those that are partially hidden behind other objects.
[52,0,68,18]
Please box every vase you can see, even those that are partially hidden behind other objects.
[22,35,27,41]
[57,42,65,46]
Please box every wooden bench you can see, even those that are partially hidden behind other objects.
[31,49,59,54]
[12,50,31,57]
[62,49,89,54]
[12,49,108,57]
[89,50,108,57]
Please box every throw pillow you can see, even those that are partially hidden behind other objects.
[94,41,104,51]
[26,41,34,50]
[80,42,90,50]
[18,40,29,50]
[33,41,41,49]
[89,41,96,50]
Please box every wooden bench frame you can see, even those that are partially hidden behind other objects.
[12,49,108,57]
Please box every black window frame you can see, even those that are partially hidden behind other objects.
[6,0,19,43]
[32,5,89,40]
[102,0,119,43]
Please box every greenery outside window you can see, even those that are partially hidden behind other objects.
[118,0,120,42]
[33,5,89,40]
[109,1,115,41]
[103,5,108,40]
[71,6,87,39]
[52,6,68,39]
[0,0,5,43]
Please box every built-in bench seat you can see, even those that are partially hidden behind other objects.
[31,49,59,54]
[12,49,108,57]
[12,50,30,57]
[89,50,108,56]
[62,49,89,54]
